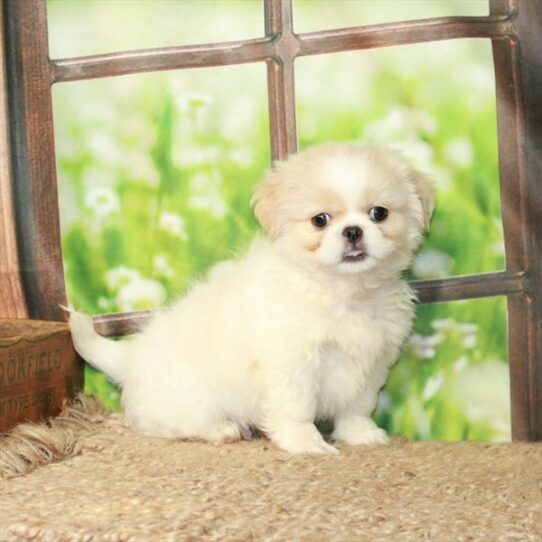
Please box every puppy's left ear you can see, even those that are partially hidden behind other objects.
[251,172,282,238]
[410,171,435,231]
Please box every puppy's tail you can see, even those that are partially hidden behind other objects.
[68,310,127,385]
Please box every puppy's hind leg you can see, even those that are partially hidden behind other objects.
[123,380,249,444]
[205,421,245,444]
[127,406,248,444]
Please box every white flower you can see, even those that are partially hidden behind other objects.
[456,323,478,349]
[454,65,495,97]
[453,356,468,373]
[443,138,474,168]
[117,114,156,150]
[124,152,160,188]
[451,361,510,440]
[492,241,505,255]
[416,346,437,359]
[391,140,434,172]
[363,107,437,172]
[159,212,188,240]
[462,333,477,349]
[189,193,228,218]
[412,249,454,279]
[87,131,122,166]
[153,255,174,279]
[365,106,438,142]
[426,333,445,347]
[221,99,260,143]
[423,372,445,401]
[84,187,120,218]
[116,277,167,311]
[188,171,228,218]
[408,333,443,359]
[81,166,116,187]
[409,332,445,348]
[106,266,141,290]
[175,91,214,137]
[173,145,220,168]
[430,319,478,349]
[97,297,112,311]
[229,148,254,166]
[431,318,456,332]
[408,333,424,348]
[457,323,478,335]
[431,165,453,192]
[107,266,168,310]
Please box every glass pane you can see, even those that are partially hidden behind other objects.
[54,64,269,315]
[296,39,503,279]
[47,0,263,58]
[377,297,510,442]
[293,0,488,33]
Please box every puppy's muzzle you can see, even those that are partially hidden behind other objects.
[342,226,363,245]
[342,225,367,262]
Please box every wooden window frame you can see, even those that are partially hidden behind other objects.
[1,0,540,441]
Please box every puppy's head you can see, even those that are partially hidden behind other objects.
[252,143,434,276]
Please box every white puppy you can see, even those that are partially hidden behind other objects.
[69,143,434,455]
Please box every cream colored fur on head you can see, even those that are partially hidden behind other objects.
[69,143,434,455]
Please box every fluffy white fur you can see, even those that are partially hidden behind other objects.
[69,143,434,455]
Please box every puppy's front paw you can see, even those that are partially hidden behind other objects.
[270,423,339,455]
[341,426,390,445]
[332,416,390,446]
[290,440,339,455]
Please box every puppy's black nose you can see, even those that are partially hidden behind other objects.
[342,226,363,244]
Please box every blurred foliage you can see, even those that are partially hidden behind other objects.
[49,0,509,441]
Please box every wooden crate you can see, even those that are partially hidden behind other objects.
[0,319,84,432]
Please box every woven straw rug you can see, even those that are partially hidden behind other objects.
[0,396,541,542]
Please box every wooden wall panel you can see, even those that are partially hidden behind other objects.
[3,0,67,321]
[0,1,28,319]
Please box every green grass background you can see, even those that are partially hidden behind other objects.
[49,0,509,441]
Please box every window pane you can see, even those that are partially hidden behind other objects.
[293,0,488,33]
[47,0,263,58]
[296,39,503,279]
[377,297,510,442]
[54,64,269,320]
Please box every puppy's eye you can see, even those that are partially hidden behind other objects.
[369,206,389,223]
[311,213,331,229]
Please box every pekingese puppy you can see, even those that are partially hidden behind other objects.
[69,143,434,454]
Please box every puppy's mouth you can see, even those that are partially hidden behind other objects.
[341,249,368,263]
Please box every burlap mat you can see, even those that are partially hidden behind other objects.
[0,396,541,542]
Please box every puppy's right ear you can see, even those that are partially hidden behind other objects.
[251,172,282,238]
[410,170,435,231]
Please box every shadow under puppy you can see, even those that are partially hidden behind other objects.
[69,143,434,455]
